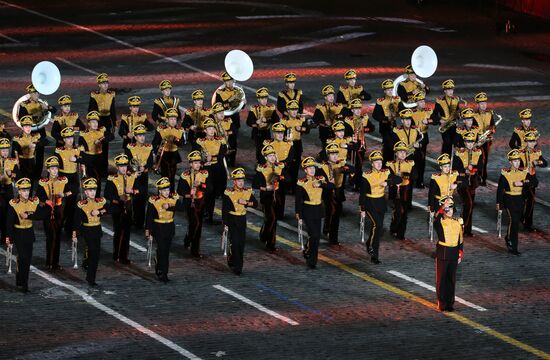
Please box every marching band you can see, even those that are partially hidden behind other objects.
[1,68,547,307]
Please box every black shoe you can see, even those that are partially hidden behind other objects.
[524,226,536,232]
[307,263,316,269]
[370,257,380,264]
[446,307,454,312]
[328,242,341,249]
[266,246,278,253]
[206,218,214,225]
[88,281,98,287]
[51,264,63,271]
[367,247,375,257]
[119,259,131,265]
[464,232,474,237]
[508,249,521,256]
[21,286,29,293]
[415,183,425,189]
[191,253,204,259]
[302,250,310,259]
[480,180,487,186]
[232,269,242,276]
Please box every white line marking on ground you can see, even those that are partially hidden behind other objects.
[151,50,224,64]
[213,284,299,325]
[253,32,375,57]
[464,63,535,72]
[457,81,543,89]
[387,270,488,312]
[0,249,201,359]
[236,14,305,20]
[101,226,147,253]
[374,17,425,24]
[513,95,550,101]
[0,32,20,42]
[55,57,99,75]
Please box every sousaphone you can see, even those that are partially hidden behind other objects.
[211,50,254,116]
[393,45,438,108]
[12,61,61,131]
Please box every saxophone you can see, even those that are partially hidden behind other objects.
[438,98,468,133]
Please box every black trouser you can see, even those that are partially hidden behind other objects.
[61,172,79,234]
[365,197,386,259]
[204,163,226,220]
[227,214,247,274]
[82,154,103,196]
[185,200,205,256]
[0,187,14,242]
[436,257,458,310]
[227,132,238,167]
[160,152,180,192]
[82,226,102,284]
[416,133,428,187]
[254,129,271,162]
[381,133,394,165]
[18,158,36,192]
[13,228,35,289]
[99,116,113,178]
[154,222,174,278]
[504,195,524,251]
[260,194,277,249]
[522,187,536,229]
[112,207,132,262]
[351,148,365,189]
[459,185,476,235]
[390,196,408,240]
[44,205,64,267]
[323,191,343,244]
[133,173,149,229]
[289,140,303,193]
[303,208,322,268]
[480,142,491,183]
[440,127,456,156]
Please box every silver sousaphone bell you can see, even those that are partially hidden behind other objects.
[393,45,438,108]
[211,50,254,116]
[12,61,61,131]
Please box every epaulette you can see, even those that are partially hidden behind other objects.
[224,188,234,195]
[431,172,442,179]
[392,96,400,100]
[376,97,385,103]
[297,177,307,185]
[107,175,117,181]
[199,169,207,174]
[143,143,152,147]
[39,177,49,185]
[170,192,178,198]
[99,126,106,131]
[78,199,88,206]
[91,90,99,95]
[501,168,510,175]
[31,197,39,204]
[363,170,372,175]
[214,136,224,140]
[457,217,464,225]
[257,164,266,171]
[437,96,445,100]
[315,104,324,110]
[181,170,190,177]
[277,91,285,97]
[127,143,136,148]
[243,186,251,191]
[96,197,106,204]
[59,176,67,181]
[149,195,159,203]
[56,146,64,151]
[157,125,167,130]
[263,139,273,146]
[174,125,183,130]
[340,85,349,90]
[9,198,19,205]
[405,159,414,163]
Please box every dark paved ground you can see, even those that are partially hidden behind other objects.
[0,1,549,359]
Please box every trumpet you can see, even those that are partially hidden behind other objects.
[153,138,167,174]
[438,98,467,133]
[6,243,13,274]
[146,235,153,268]
[221,225,229,256]
[71,237,78,269]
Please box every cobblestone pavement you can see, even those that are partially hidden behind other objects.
[0,1,549,359]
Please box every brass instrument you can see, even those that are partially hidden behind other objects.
[476,113,503,146]
[298,220,304,250]
[211,85,247,116]
[406,132,424,157]
[221,225,229,256]
[153,138,167,174]
[438,98,468,133]
[12,95,53,132]
[6,243,13,274]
